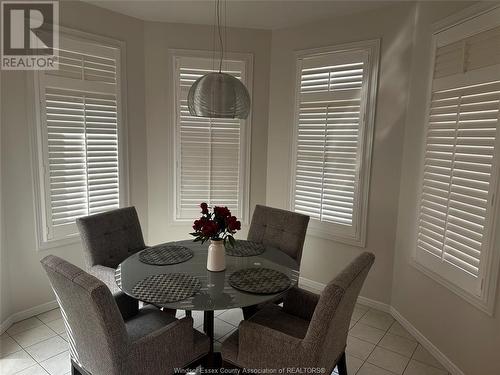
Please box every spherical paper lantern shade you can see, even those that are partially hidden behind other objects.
[187,72,251,119]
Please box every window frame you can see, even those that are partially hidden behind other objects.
[411,3,500,315]
[30,27,129,251]
[170,49,253,225]
[289,39,380,247]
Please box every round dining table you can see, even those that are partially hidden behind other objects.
[115,239,299,361]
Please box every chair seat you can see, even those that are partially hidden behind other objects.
[221,304,310,365]
[125,305,178,342]
[89,265,120,293]
[250,304,310,338]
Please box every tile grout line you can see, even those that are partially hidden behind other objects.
[357,323,389,374]
[7,315,65,375]
[5,316,45,337]
[216,316,239,327]
[378,324,417,354]
[38,350,70,374]
[351,307,412,375]
[350,307,447,375]
[351,307,388,375]
[8,336,40,374]
[400,343,420,375]
[367,362,401,375]
[23,334,69,364]
[351,334,416,373]
[409,340,449,373]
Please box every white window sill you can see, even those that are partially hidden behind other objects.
[37,234,81,252]
[306,225,365,248]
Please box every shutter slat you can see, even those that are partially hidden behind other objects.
[48,45,118,85]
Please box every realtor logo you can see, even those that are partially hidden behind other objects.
[1,0,59,70]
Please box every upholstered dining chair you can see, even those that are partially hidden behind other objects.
[76,207,173,316]
[76,207,146,294]
[243,204,310,318]
[41,255,210,375]
[247,204,310,264]
[222,252,375,374]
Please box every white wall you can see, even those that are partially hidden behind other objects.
[0,69,11,324]
[393,2,500,375]
[0,1,147,322]
[143,22,271,244]
[266,2,417,304]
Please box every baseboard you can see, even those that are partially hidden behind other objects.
[299,276,326,293]
[299,277,391,313]
[390,307,465,375]
[357,296,391,313]
[0,300,58,334]
[0,315,15,335]
[300,276,463,374]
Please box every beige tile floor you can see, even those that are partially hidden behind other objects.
[0,304,450,375]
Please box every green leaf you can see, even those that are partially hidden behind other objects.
[189,232,198,237]
[228,235,236,248]
[193,236,202,242]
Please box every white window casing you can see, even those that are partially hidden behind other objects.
[172,51,252,224]
[414,5,500,314]
[32,30,127,249]
[290,40,380,247]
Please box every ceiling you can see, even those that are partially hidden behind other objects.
[85,0,398,30]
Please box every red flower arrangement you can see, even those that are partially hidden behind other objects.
[190,202,241,246]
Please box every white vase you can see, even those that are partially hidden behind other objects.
[207,239,226,272]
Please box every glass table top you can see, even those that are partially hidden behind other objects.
[115,239,300,311]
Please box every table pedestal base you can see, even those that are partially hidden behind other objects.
[203,310,215,353]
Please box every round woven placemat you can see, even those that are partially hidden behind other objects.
[228,267,291,295]
[139,244,193,265]
[131,273,201,304]
[226,240,265,257]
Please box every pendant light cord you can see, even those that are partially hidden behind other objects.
[216,0,224,73]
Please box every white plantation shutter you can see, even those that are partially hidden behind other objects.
[433,26,500,79]
[174,55,250,220]
[292,42,379,245]
[416,11,500,298]
[37,34,123,242]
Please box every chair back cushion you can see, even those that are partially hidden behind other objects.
[41,255,128,375]
[306,252,375,370]
[247,205,309,263]
[76,207,146,269]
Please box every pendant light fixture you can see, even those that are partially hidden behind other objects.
[187,0,251,119]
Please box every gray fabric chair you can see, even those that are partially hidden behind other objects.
[222,252,375,374]
[243,205,310,319]
[76,207,175,316]
[41,255,210,375]
[248,204,310,264]
[76,207,146,294]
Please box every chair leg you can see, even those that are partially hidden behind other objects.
[71,361,82,375]
[337,351,348,375]
[71,359,92,375]
[242,305,258,320]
